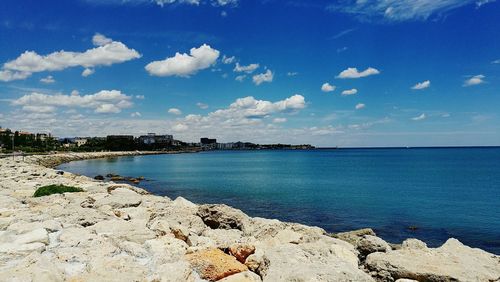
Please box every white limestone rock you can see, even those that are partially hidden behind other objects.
[366,238,500,282]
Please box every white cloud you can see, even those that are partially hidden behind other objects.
[355,103,365,110]
[287,72,298,76]
[342,88,358,96]
[234,62,259,74]
[92,33,113,46]
[172,123,189,132]
[168,108,182,115]
[71,90,80,96]
[135,95,145,100]
[0,70,31,82]
[82,68,95,77]
[21,105,56,113]
[492,59,500,64]
[337,67,380,79]
[155,0,239,6]
[412,80,431,90]
[328,0,487,22]
[222,55,236,64]
[131,112,142,118]
[168,94,305,135]
[252,70,274,85]
[12,90,133,114]
[412,113,426,121]
[464,74,485,87]
[155,0,200,6]
[273,117,287,123]
[213,0,238,6]
[40,75,55,84]
[95,104,121,114]
[0,36,140,81]
[235,75,246,82]
[145,44,219,77]
[321,82,336,92]
[196,102,208,109]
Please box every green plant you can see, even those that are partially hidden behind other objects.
[33,184,84,197]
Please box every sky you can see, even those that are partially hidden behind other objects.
[0,0,499,147]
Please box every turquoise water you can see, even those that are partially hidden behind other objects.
[58,148,500,254]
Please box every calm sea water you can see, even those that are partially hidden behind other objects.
[58,148,500,254]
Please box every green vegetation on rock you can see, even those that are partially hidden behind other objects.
[33,184,84,197]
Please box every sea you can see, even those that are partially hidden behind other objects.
[57,147,500,254]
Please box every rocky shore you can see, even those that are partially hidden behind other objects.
[0,152,499,282]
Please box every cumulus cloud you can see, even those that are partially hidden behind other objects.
[196,102,209,109]
[234,62,259,74]
[82,68,95,77]
[135,95,145,100]
[40,75,55,84]
[412,80,431,90]
[337,67,380,79]
[12,90,133,114]
[0,70,31,82]
[145,44,219,77]
[287,72,298,76]
[342,88,358,96]
[321,82,335,92]
[168,108,183,115]
[252,70,274,85]
[222,55,236,64]
[328,0,488,22]
[412,113,426,121]
[0,34,140,82]
[168,94,305,135]
[355,103,365,110]
[131,112,142,118]
[92,33,113,46]
[463,75,485,86]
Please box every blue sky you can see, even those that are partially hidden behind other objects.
[0,0,499,147]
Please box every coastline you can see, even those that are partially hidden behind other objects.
[0,152,498,281]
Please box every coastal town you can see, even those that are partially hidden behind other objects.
[0,127,314,153]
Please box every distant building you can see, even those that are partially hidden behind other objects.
[138,133,173,146]
[36,133,51,141]
[200,138,217,145]
[74,138,88,147]
[217,143,234,150]
[200,137,217,150]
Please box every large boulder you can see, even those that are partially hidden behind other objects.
[357,235,391,258]
[197,204,250,231]
[366,238,500,281]
[186,248,249,281]
[334,228,376,246]
[251,241,374,282]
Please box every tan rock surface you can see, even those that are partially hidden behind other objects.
[186,248,248,281]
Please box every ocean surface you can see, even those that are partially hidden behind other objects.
[58,148,500,254]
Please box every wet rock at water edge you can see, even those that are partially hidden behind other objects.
[94,175,105,180]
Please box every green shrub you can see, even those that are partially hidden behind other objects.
[33,185,84,197]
